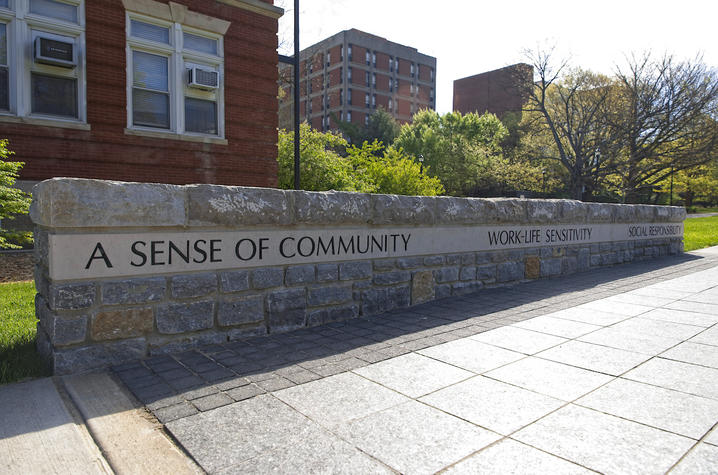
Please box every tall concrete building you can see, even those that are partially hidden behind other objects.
[279,29,436,131]
[453,63,533,119]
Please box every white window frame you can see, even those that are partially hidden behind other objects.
[0,0,87,127]
[126,10,225,139]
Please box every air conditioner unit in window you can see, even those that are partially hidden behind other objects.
[188,67,219,90]
[34,36,76,68]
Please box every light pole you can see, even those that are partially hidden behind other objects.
[542,169,546,196]
[418,154,424,173]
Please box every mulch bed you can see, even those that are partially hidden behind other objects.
[0,252,35,283]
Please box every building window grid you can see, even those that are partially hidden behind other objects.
[126,12,224,137]
[365,49,370,65]
[348,44,352,62]
[0,0,86,121]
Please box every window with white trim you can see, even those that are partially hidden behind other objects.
[0,0,85,122]
[126,12,224,137]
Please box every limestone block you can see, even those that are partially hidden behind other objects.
[307,305,359,326]
[587,203,614,223]
[434,267,460,283]
[220,270,249,293]
[250,268,283,289]
[488,198,528,223]
[497,261,524,283]
[668,206,687,222]
[446,254,462,265]
[434,196,496,224]
[373,271,411,286]
[423,256,445,266]
[562,256,578,275]
[156,301,214,334]
[590,255,602,267]
[476,264,497,281]
[171,273,217,299]
[291,190,370,224]
[459,253,476,265]
[316,264,338,282]
[101,277,166,305]
[435,284,452,300]
[373,259,396,271]
[30,178,185,227]
[266,288,306,332]
[460,266,477,281]
[540,258,562,277]
[452,282,482,296]
[634,205,655,222]
[360,287,389,316]
[37,295,87,346]
[370,194,436,225]
[285,265,316,285]
[92,308,154,341]
[217,295,264,327]
[526,200,562,223]
[614,204,638,223]
[388,285,411,309]
[397,257,424,269]
[48,283,95,311]
[339,261,372,280]
[411,270,435,305]
[53,338,146,375]
[187,184,291,226]
[524,256,540,280]
[307,285,352,306]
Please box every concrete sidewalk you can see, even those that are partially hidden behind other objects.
[3,249,718,474]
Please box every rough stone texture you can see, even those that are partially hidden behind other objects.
[187,185,291,226]
[285,265,316,286]
[339,261,372,281]
[460,267,477,281]
[412,271,435,305]
[373,271,411,286]
[220,271,249,293]
[217,295,264,327]
[435,267,460,283]
[156,301,215,335]
[316,264,338,282]
[497,262,524,283]
[308,304,359,326]
[291,190,370,224]
[53,338,147,375]
[92,308,154,341]
[424,256,445,266]
[251,268,283,289]
[36,296,87,346]
[435,197,497,224]
[540,258,563,278]
[370,195,437,225]
[30,179,185,227]
[308,285,353,307]
[397,257,424,269]
[476,264,497,281]
[101,278,166,305]
[525,256,540,280]
[267,289,306,331]
[171,273,217,299]
[48,283,95,311]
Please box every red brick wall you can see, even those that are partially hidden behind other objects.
[4,0,279,187]
[398,58,410,76]
[376,52,390,72]
[376,73,390,92]
[329,68,341,87]
[419,64,432,82]
[328,45,342,65]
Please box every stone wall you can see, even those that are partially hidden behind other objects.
[30,178,685,374]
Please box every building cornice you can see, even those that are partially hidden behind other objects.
[216,0,284,19]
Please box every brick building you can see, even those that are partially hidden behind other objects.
[279,29,436,132]
[0,0,283,190]
[453,63,533,119]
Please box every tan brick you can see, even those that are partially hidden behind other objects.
[525,256,540,280]
[92,308,154,341]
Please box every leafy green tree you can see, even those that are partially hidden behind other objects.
[335,107,401,151]
[277,124,444,196]
[394,109,525,195]
[0,140,32,249]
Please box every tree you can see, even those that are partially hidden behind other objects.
[0,140,32,249]
[656,159,718,207]
[394,109,537,196]
[518,48,621,200]
[277,124,444,196]
[335,107,401,150]
[609,54,718,203]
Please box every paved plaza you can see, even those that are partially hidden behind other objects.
[112,249,718,474]
[3,249,718,474]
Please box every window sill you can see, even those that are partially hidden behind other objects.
[124,128,228,145]
[0,114,91,131]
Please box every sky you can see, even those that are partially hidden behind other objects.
[277,0,718,114]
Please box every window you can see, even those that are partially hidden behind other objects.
[430,68,434,81]
[388,98,393,112]
[346,110,351,122]
[372,72,376,88]
[0,0,85,122]
[126,11,226,137]
[389,56,394,72]
[339,89,343,105]
[326,51,330,67]
[348,87,352,105]
[364,114,369,126]
[410,62,415,77]
[340,45,343,61]
[372,52,376,67]
[347,66,352,82]
[348,44,352,62]
[365,50,370,65]
[364,92,369,108]
[365,71,369,87]
[371,94,376,109]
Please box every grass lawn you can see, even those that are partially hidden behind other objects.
[0,281,47,385]
[686,206,718,214]
[683,215,718,252]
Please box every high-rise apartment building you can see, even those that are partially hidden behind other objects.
[453,63,533,120]
[279,29,436,131]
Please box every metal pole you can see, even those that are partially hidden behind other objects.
[293,0,300,190]
[670,164,674,206]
